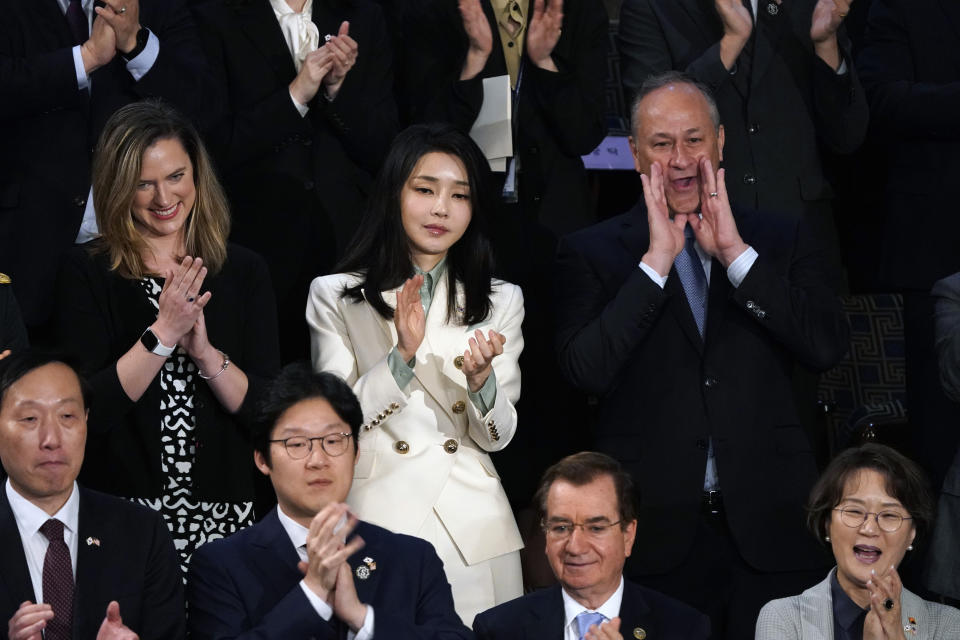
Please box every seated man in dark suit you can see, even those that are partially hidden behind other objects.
[187,364,471,639]
[554,71,848,639]
[474,452,710,640]
[0,351,184,640]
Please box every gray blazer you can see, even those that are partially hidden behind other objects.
[756,569,960,639]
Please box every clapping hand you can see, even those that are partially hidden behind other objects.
[462,329,506,392]
[458,0,493,79]
[526,0,563,71]
[95,0,141,56]
[864,565,908,640]
[152,256,210,348]
[321,21,358,99]
[299,504,366,601]
[394,275,426,362]
[95,602,139,640]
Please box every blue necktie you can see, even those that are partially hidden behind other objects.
[576,611,607,640]
[674,225,708,337]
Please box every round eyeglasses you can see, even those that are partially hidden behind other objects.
[269,433,353,459]
[541,519,623,541]
[832,507,912,533]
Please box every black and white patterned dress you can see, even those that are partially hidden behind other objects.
[135,277,254,576]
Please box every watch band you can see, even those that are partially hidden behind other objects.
[140,327,175,357]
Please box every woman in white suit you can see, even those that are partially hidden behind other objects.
[307,123,524,626]
[756,443,960,639]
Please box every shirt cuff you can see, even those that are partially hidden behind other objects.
[387,347,415,389]
[125,30,159,81]
[726,246,758,288]
[467,369,497,415]
[72,45,89,90]
[298,580,333,620]
[639,261,668,289]
[836,59,848,75]
[290,90,310,117]
[353,607,374,640]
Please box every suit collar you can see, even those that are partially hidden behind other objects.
[518,586,566,639]
[750,0,792,88]
[232,0,299,86]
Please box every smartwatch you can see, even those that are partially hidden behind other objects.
[140,327,175,357]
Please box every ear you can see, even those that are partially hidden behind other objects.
[717,124,725,162]
[628,137,644,174]
[254,449,271,476]
[908,525,917,548]
[622,519,638,558]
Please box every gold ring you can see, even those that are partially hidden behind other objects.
[119,5,126,12]
[839,11,847,17]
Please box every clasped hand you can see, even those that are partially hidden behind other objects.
[299,503,368,632]
[151,256,211,357]
[863,564,909,640]
[82,0,142,71]
[640,158,747,277]
[290,21,358,104]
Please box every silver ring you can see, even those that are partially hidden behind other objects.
[883,598,894,611]
[119,5,126,12]
[709,191,719,198]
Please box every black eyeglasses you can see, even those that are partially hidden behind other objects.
[269,433,353,459]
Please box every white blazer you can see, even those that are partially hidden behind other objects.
[307,272,525,565]
[756,569,960,639]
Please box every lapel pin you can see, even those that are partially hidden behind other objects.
[766,2,779,15]
[86,536,100,547]
[633,628,646,639]
[904,617,917,635]
[355,556,377,579]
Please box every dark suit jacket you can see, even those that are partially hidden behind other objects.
[0,0,211,326]
[555,202,848,575]
[398,0,608,235]
[856,0,960,290]
[192,0,398,313]
[187,508,472,639]
[618,0,867,223]
[54,243,281,502]
[473,580,710,639]
[0,485,185,640]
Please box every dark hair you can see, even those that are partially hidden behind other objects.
[0,351,92,412]
[806,443,935,545]
[534,452,638,528]
[253,364,363,465]
[629,71,721,137]
[337,123,496,326]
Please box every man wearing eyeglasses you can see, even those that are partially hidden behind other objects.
[186,363,471,639]
[474,452,709,640]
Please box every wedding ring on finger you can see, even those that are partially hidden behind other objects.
[709,191,719,198]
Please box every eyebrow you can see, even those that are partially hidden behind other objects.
[546,515,613,524]
[411,175,470,187]
[840,497,905,509]
[275,423,348,436]
[139,167,188,183]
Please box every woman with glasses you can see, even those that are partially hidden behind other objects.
[756,443,960,639]
[56,101,281,575]
[307,123,524,626]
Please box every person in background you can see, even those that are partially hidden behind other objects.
[56,100,281,575]
[0,351,184,640]
[756,443,960,639]
[192,0,398,362]
[307,123,524,625]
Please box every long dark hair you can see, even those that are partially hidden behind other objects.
[338,123,496,325]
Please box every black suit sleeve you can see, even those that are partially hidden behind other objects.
[138,509,187,640]
[730,220,849,371]
[555,236,669,396]
[0,44,84,118]
[932,273,960,401]
[857,0,960,140]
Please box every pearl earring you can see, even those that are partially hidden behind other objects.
[907,544,913,551]
[825,535,831,542]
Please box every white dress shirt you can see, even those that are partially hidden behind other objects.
[276,506,374,640]
[268,0,322,116]
[561,577,624,640]
[6,479,81,605]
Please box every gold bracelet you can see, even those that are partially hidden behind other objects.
[198,350,230,380]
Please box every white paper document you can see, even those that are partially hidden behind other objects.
[469,74,512,172]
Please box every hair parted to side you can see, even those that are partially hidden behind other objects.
[806,443,935,545]
[336,122,496,326]
[91,99,230,279]
[629,71,721,137]
[534,451,638,529]
[0,350,92,413]
[253,363,363,465]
